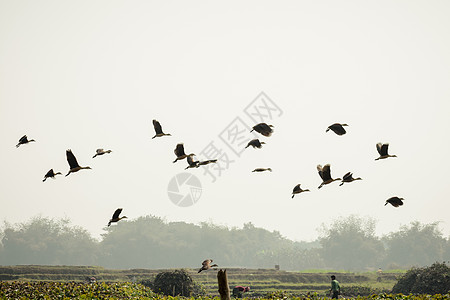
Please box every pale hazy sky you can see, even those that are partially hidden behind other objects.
[1,1,449,242]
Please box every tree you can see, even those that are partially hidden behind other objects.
[383,221,447,268]
[0,216,99,265]
[319,215,385,270]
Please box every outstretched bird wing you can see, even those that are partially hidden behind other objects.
[317,165,324,180]
[380,143,389,156]
[19,135,28,143]
[376,143,384,155]
[66,150,80,169]
[202,259,212,267]
[45,169,54,177]
[112,208,123,220]
[321,164,332,181]
[292,184,301,193]
[342,172,353,181]
[328,123,346,135]
[174,143,185,157]
[153,119,163,134]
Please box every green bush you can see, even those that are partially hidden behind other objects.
[391,262,450,295]
[151,269,205,297]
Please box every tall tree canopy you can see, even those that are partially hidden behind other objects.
[383,221,448,268]
[319,215,385,270]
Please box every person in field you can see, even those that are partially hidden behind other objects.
[232,286,250,298]
[330,275,341,299]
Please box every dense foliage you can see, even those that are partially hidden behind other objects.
[0,281,158,299]
[0,215,449,270]
[392,262,450,295]
[1,281,449,300]
[151,269,203,297]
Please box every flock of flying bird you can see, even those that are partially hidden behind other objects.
[15,119,404,272]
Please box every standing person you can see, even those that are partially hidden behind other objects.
[330,275,341,299]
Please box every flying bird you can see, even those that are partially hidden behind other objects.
[152,119,171,139]
[173,143,194,163]
[385,196,404,207]
[93,149,112,158]
[65,149,92,176]
[326,123,348,136]
[43,169,62,182]
[108,208,128,226]
[251,123,274,137]
[292,184,310,198]
[317,164,341,189]
[339,172,362,186]
[252,168,272,172]
[16,135,35,148]
[198,259,218,273]
[375,143,397,160]
[185,154,199,169]
[245,139,265,149]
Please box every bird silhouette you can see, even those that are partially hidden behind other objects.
[251,123,274,137]
[65,149,92,176]
[339,172,362,186]
[43,169,62,182]
[108,208,128,226]
[245,139,265,149]
[385,196,404,207]
[292,184,310,198]
[252,168,272,172]
[198,259,218,273]
[317,164,341,189]
[185,154,199,169]
[16,135,35,148]
[152,119,171,139]
[326,123,348,136]
[173,143,194,163]
[375,143,397,160]
[93,149,112,158]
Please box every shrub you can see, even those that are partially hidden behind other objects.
[391,262,450,295]
[151,269,205,297]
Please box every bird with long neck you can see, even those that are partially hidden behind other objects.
[292,184,310,198]
[43,169,62,182]
[317,164,341,189]
[152,119,171,139]
[108,208,128,226]
[173,143,194,163]
[65,149,91,176]
[16,135,35,148]
[375,143,397,160]
[339,172,362,186]
[198,259,218,273]
[93,149,112,158]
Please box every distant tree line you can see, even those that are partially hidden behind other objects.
[0,215,449,271]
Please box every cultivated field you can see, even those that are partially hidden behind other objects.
[0,265,403,297]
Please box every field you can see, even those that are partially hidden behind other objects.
[0,265,405,298]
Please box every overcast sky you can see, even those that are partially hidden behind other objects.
[1,1,449,242]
